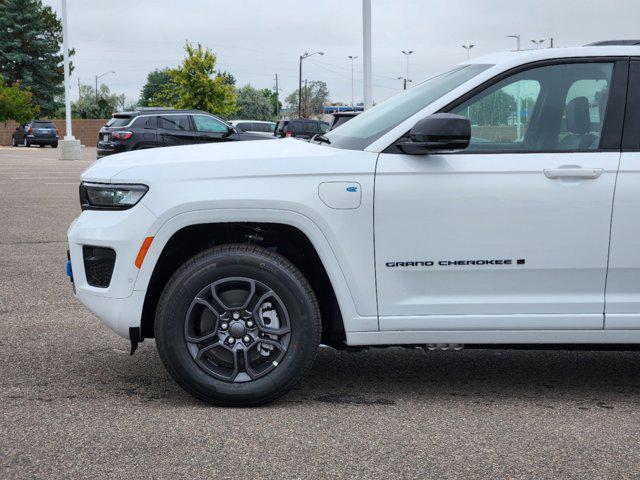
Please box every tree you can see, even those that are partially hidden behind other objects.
[260,88,281,117]
[235,85,276,121]
[153,42,236,117]
[0,0,72,116]
[139,69,173,107]
[72,84,128,119]
[284,81,329,119]
[0,75,38,124]
[468,89,516,126]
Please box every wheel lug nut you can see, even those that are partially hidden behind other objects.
[246,321,254,328]
[220,322,228,330]
[228,337,235,344]
[232,311,240,320]
[243,335,251,343]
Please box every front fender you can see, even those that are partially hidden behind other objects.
[135,208,376,333]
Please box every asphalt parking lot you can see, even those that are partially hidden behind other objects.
[2,146,640,479]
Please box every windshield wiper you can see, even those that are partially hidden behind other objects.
[313,134,331,144]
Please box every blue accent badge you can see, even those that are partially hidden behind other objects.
[346,186,358,193]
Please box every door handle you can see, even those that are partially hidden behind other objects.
[543,168,603,180]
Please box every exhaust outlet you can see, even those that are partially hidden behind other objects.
[424,343,464,352]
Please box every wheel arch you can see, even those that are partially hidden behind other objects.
[139,217,353,348]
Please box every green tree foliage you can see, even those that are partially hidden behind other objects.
[235,85,276,121]
[0,0,72,116]
[260,88,281,117]
[72,84,132,119]
[152,43,236,117]
[139,68,173,107]
[0,75,38,124]
[285,81,329,119]
[468,89,516,126]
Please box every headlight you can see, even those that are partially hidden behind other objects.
[80,182,148,210]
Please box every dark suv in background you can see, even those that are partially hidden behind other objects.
[274,119,330,140]
[12,120,59,147]
[97,109,271,158]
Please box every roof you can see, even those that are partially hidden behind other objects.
[112,109,210,117]
[466,45,640,68]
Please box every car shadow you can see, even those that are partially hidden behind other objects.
[61,343,640,409]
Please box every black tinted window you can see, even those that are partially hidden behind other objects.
[106,116,132,127]
[237,122,252,131]
[159,115,191,131]
[289,121,303,131]
[304,122,317,133]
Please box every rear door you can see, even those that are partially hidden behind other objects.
[193,114,231,143]
[605,58,640,329]
[158,114,198,146]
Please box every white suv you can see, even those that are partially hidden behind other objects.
[68,43,640,406]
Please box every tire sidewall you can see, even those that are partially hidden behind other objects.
[156,248,319,405]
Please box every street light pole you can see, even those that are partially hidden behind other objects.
[348,55,358,110]
[462,44,475,59]
[59,0,80,161]
[362,0,372,110]
[401,50,414,88]
[298,51,323,118]
[507,34,521,51]
[95,70,115,107]
[531,39,545,49]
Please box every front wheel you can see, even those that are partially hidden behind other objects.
[155,244,321,407]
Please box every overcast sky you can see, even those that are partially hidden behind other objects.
[44,0,639,107]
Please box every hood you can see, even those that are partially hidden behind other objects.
[81,138,342,184]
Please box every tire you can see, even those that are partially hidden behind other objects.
[39,144,44,148]
[51,142,58,148]
[155,243,321,407]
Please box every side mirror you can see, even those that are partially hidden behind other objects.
[398,113,471,155]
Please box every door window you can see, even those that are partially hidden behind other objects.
[193,114,228,133]
[159,115,191,131]
[449,62,614,152]
[304,122,318,133]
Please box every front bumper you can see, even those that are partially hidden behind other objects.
[67,203,157,338]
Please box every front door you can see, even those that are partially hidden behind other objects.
[193,114,231,143]
[158,114,198,146]
[375,59,627,331]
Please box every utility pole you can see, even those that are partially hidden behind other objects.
[507,34,521,51]
[362,0,372,110]
[397,76,411,90]
[274,74,279,118]
[462,44,475,59]
[298,51,323,118]
[77,77,81,100]
[348,55,358,110]
[401,50,414,88]
[549,37,555,48]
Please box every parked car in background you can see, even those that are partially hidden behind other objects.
[97,109,272,158]
[12,120,59,147]
[274,119,330,140]
[229,120,276,137]
[329,111,360,130]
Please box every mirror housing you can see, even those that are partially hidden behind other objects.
[398,113,471,155]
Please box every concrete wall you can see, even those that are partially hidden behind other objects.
[0,119,108,147]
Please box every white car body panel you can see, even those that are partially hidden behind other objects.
[375,151,620,330]
[67,46,640,345]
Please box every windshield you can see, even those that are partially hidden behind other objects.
[325,64,492,150]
